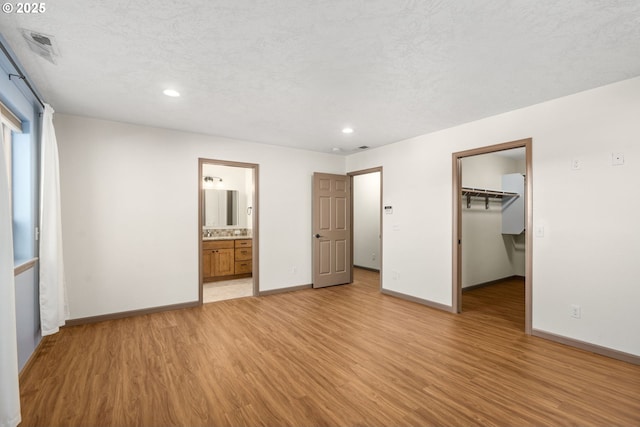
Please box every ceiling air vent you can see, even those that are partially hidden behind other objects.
[21,29,58,64]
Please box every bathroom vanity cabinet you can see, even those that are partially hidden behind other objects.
[234,239,252,275]
[203,240,234,279]
[203,238,252,282]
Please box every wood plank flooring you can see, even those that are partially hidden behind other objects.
[19,269,640,426]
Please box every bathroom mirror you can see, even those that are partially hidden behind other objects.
[203,189,239,226]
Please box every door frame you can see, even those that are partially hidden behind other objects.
[452,139,532,334]
[348,167,383,291]
[198,158,259,304]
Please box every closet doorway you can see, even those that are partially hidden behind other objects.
[198,159,259,304]
[452,139,532,333]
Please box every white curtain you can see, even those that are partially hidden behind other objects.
[0,125,21,427]
[39,104,68,335]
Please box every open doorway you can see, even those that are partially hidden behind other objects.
[452,139,532,333]
[198,159,259,304]
[349,167,382,291]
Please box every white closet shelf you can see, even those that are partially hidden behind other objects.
[461,187,519,209]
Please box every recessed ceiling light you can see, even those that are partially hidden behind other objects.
[342,127,354,134]
[163,89,180,97]
[332,147,342,152]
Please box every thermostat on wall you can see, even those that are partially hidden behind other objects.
[384,206,393,214]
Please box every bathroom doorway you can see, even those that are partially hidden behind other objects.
[198,159,259,304]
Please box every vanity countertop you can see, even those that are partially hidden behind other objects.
[203,236,251,241]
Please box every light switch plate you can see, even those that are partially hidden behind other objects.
[571,159,581,170]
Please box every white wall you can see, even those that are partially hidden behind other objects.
[461,153,525,287]
[353,172,380,270]
[346,76,640,356]
[55,114,344,319]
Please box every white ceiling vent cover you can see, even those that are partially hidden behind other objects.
[21,29,58,64]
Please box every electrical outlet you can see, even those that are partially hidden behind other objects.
[371,253,376,261]
[570,304,581,319]
[612,153,624,166]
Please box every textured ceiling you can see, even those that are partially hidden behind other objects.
[1,1,640,154]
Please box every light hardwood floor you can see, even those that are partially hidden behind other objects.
[19,269,639,426]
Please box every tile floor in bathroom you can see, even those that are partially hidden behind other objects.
[203,277,253,303]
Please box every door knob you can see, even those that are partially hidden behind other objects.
[314,234,321,238]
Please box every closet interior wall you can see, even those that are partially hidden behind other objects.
[461,151,525,288]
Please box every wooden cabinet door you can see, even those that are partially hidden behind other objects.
[213,248,235,276]
[203,250,212,278]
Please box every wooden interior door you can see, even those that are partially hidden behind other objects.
[312,173,351,288]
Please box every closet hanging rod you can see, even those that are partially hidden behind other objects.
[461,187,519,198]
[461,187,519,209]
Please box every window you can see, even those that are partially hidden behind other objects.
[1,100,34,265]
[1,102,19,190]
[1,122,10,190]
